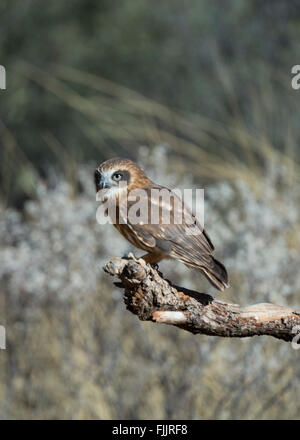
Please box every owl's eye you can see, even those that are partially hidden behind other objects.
[112,172,123,181]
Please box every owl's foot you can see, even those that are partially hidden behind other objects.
[121,253,160,274]
[127,252,136,260]
[150,262,160,271]
[122,252,137,260]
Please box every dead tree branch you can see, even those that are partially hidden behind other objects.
[104,256,300,343]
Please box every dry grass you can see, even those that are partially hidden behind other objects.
[0,61,300,420]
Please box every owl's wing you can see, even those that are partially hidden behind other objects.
[118,185,228,290]
[118,185,214,255]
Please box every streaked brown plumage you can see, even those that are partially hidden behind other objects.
[95,158,229,291]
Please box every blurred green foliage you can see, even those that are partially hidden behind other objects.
[1,0,300,206]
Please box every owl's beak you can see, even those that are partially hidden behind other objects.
[97,174,110,190]
[99,179,109,189]
[95,170,110,191]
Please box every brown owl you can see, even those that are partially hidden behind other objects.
[95,158,229,291]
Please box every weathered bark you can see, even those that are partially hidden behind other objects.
[104,256,300,343]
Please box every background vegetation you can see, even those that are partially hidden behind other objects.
[0,0,299,419]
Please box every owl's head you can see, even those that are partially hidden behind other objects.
[94,158,150,197]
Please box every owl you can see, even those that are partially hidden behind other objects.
[95,158,228,291]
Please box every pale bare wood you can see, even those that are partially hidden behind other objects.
[104,256,300,343]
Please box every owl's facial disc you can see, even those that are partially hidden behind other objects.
[95,168,130,190]
[95,168,131,203]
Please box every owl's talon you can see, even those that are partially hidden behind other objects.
[122,252,136,260]
[136,257,151,274]
[151,263,160,271]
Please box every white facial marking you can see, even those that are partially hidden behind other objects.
[96,168,127,203]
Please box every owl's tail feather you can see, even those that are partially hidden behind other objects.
[201,257,229,291]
